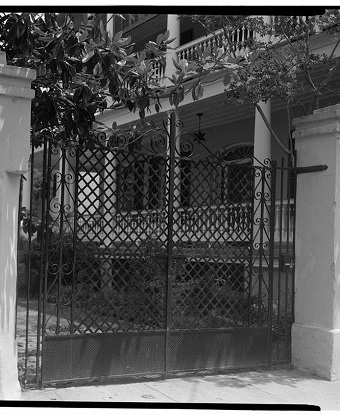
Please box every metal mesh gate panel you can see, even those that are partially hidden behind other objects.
[18,114,296,387]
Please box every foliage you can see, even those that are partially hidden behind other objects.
[0,12,173,143]
[3,11,340,155]
[72,242,166,331]
[171,12,340,155]
[177,12,340,109]
[249,295,294,340]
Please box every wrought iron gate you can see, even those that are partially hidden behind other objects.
[17,114,296,388]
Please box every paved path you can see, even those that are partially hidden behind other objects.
[19,368,340,411]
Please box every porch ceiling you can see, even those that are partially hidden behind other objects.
[130,93,289,133]
[176,94,255,132]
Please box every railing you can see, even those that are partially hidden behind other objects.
[112,205,250,242]
[146,25,255,84]
[114,210,168,239]
[74,199,294,245]
[76,215,105,241]
[176,25,254,63]
[178,205,251,242]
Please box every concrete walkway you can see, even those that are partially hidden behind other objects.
[19,368,340,411]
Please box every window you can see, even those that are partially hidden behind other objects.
[118,156,165,211]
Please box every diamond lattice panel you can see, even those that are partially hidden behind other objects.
[74,147,169,334]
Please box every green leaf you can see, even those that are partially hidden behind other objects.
[223,73,232,86]
[197,83,204,99]
[192,87,197,101]
[113,31,123,43]
[178,86,184,102]
[227,56,238,64]
[173,92,180,107]
[172,58,182,71]
[156,33,163,45]
[82,50,94,63]
[163,30,170,41]
[78,29,88,42]
[232,73,239,82]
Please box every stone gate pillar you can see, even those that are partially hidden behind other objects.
[292,104,340,381]
[0,53,35,399]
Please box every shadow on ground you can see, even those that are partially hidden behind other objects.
[178,368,322,390]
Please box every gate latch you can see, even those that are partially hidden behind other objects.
[280,253,294,272]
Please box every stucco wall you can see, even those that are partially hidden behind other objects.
[0,53,35,399]
[292,104,340,380]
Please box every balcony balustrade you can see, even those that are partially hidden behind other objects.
[149,24,254,84]
[176,25,254,63]
[74,199,294,247]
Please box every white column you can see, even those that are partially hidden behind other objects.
[251,18,273,259]
[106,13,114,38]
[165,15,181,85]
[0,52,36,399]
[252,99,272,255]
[292,104,340,381]
[166,110,181,242]
[253,16,272,163]
[253,100,272,163]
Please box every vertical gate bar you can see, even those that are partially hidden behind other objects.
[16,176,23,340]
[257,166,266,324]
[276,157,285,363]
[267,161,277,367]
[284,157,293,361]
[23,143,35,386]
[248,165,255,326]
[70,146,80,335]
[164,112,176,377]
[16,174,22,382]
[41,140,53,388]
[56,146,67,335]
[36,137,50,388]
[291,150,297,361]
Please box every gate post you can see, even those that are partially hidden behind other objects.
[0,53,35,398]
[292,104,340,381]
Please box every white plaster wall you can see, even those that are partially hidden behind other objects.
[0,55,35,399]
[292,104,340,380]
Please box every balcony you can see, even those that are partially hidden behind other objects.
[74,199,294,250]
[176,25,254,62]
[151,23,255,84]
